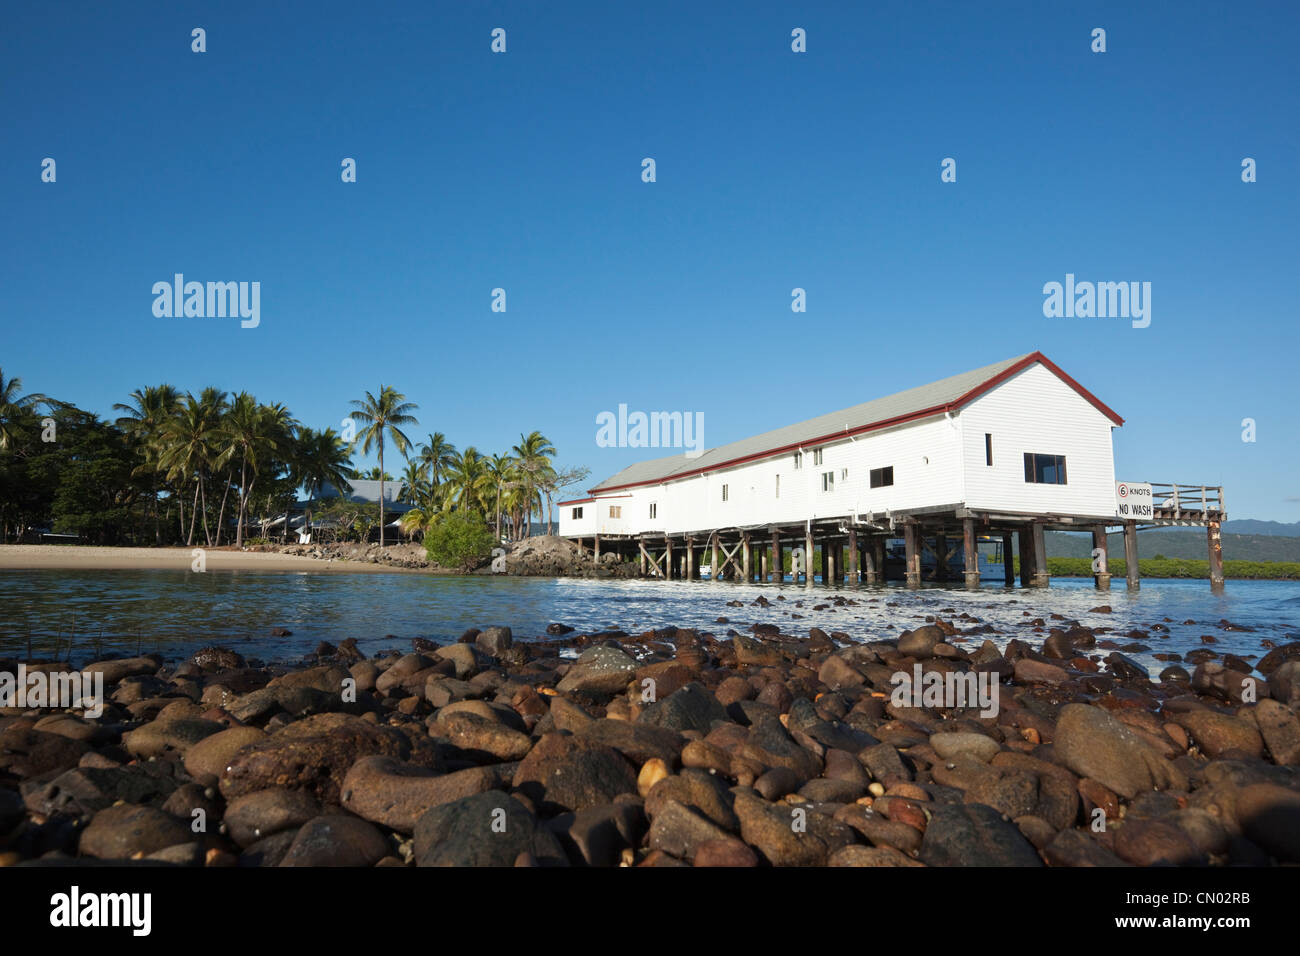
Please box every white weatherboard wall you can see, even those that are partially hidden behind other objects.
[957,363,1118,518]
[566,415,965,537]
[592,496,633,536]
[562,502,597,537]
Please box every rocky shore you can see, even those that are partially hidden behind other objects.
[268,535,637,578]
[2,600,1299,867]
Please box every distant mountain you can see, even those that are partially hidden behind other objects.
[1046,530,1300,563]
[1222,519,1300,537]
[1145,519,1300,539]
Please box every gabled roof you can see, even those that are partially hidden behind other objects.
[589,351,1122,494]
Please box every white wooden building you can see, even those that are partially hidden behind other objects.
[559,352,1226,590]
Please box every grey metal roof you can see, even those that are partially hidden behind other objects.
[311,479,413,511]
[591,353,1036,492]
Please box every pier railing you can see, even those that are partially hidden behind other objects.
[1150,483,1225,520]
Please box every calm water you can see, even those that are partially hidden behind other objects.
[1,570,1297,676]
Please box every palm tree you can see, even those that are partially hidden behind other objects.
[294,426,355,543]
[398,505,435,540]
[511,431,556,538]
[0,369,50,451]
[446,446,489,515]
[397,459,431,540]
[349,386,419,548]
[112,384,182,542]
[158,393,221,546]
[215,393,290,548]
[484,453,515,541]
[398,459,429,504]
[417,432,458,487]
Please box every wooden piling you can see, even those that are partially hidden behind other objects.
[1001,532,1015,586]
[771,529,782,583]
[665,536,673,581]
[741,533,752,583]
[1031,522,1049,587]
[1123,520,1140,591]
[1018,527,1034,588]
[1207,521,1224,592]
[863,534,879,584]
[711,534,720,582]
[962,518,979,589]
[848,529,859,584]
[686,536,695,580]
[804,526,814,587]
[904,524,921,589]
[1091,525,1111,591]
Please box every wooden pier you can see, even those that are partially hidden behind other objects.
[572,482,1227,592]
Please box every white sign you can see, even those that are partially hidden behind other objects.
[1116,481,1153,520]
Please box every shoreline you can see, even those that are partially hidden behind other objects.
[0,544,427,575]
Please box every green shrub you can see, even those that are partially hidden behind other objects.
[424,511,495,572]
[1043,557,1300,580]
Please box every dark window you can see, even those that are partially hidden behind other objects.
[985,433,993,466]
[649,503,657,519]
[1024,453,1067,484]
[870,466,894,488]
[572,507,583,519]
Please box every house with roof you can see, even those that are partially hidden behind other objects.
[558,352,1226,590]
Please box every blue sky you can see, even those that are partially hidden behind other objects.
[3,1,1297,520]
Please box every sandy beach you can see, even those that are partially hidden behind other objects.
[0,545,416,574]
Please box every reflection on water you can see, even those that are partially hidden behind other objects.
[1,570,1297,674]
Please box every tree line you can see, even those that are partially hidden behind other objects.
[0,368,588,547]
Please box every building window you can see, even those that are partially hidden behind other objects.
[813,449,824,466]
[571,507,583,520]
[870,466,894,488]
[774,475,780,498]
[1024,453,1067,484]
[793,452,802,470]
[985,433,993,466]
[649,503,657,519]
[821,471,834,492]
[609,505,622,518]
[841,468,849,480]
[721,484,729,502]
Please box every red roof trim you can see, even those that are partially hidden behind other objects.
[950,351,1125,428]
[589,353,1124,494]
[558,497,595,506]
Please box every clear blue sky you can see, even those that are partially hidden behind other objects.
[3,1,1297,520]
